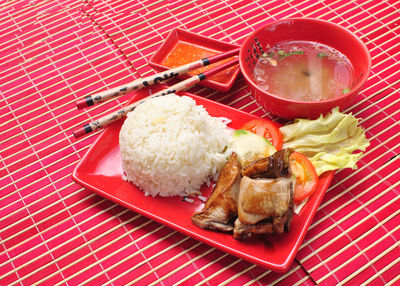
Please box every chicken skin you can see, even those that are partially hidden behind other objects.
[233,176,295,239]
[191,153,241,232]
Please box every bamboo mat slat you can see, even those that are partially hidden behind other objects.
[1,0,400,285]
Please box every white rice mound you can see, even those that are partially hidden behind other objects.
[119,94,232,197]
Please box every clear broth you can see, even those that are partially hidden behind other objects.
[252,41,354,102]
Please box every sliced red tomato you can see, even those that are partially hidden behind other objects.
[290,152,319,203]
[241,119,283,150]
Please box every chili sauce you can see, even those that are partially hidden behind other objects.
[162,41,237,84]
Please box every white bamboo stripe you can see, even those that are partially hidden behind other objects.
[301,181,400,260]
[32,220,160,285]
[4,207,136,284]
[0,72,133,153]
[353,6,400,36]
[0,1,82,53]
[0,6,139,81]
[82,233,189,285]
[365,56,400,81]
[185,0,284,37]
[193,259,242,286]
[218,264,258,286]
[320,236,400,284]
[0,181,83,235]
[242,267,276,286]
[1,131,104,187]
[366,24,400,46]
[358,93,399,123]
[0,0,26,11]
[371,40,400,60]
[300,158,397,242]
[0,190,102,257]
[351,76,400,111]
[360,13,400,40]
[0,21,131,103]
[109,0,197,38]
[0,69,133,149]
[296,0,346,19]
[221,0,317,40]
[0,0,51,29]
[308,211,400,274]
[362,257,400,286]
[122,242,204,285]
[0,0,173,88]
[293,276,311,286]
[328,133,400,192]
[329,0,375,21]
[148,248,217,286]
[0,132,100,201]
[0,3,88,67]
[386,269,400,286]
[171,253,231,286]
[0,121,96,170]
[0,54,133,142]
[53,227,177,286]
[0,137,98,192]
[337,1,387,27]
[0,195,117,266]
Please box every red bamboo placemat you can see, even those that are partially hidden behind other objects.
[1,0,399,285]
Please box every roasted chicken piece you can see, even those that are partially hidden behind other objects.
[242,148,293,178]
[233,176,295,240]
[191,153,242,232]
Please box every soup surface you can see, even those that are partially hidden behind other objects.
[252,41,354,101]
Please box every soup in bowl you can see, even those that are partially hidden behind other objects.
[240,18,371,119]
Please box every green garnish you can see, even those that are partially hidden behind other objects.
[277,50,285,56]
[317,52,328,59]
[234,129,248,135]
[262,52,274,58]
[278,50,304,60]
[342,88,351,94]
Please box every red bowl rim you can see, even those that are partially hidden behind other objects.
[239,17,372,105]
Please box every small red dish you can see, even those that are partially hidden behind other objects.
[149,28,241,92]
[72,87,334,272]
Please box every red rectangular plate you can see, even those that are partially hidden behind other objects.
[72,88,334,272]
[148,28,240,92]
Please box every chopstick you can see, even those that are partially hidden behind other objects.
[75,48,240,109]
[73,57,239,138]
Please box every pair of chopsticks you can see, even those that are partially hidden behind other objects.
[73,48,240,138]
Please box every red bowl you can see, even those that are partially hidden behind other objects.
[149,28,240,92]
[239,18,371,119]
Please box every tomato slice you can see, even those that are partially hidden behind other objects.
[290,152,319,203]
[241,119,283,150]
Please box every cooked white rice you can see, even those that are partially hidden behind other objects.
[119,94,232,197]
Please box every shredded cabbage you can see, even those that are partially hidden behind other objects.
[280,107,370,175]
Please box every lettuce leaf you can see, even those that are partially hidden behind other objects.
[280,107,370,175]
